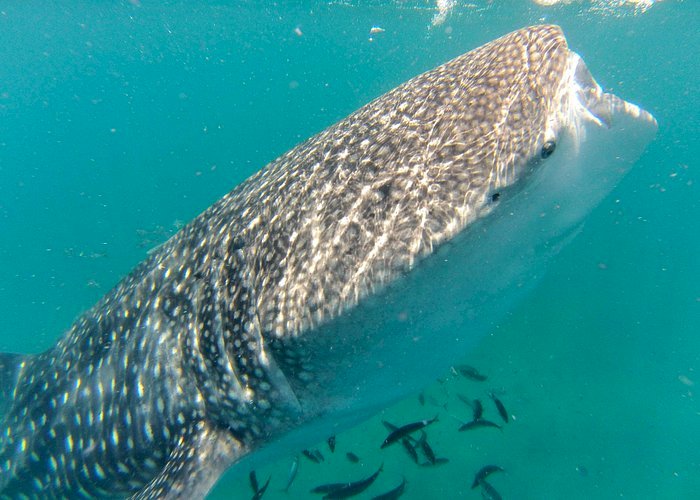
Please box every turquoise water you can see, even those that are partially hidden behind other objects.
[0,1,697,498]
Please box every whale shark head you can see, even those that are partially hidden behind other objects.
[386,25,657,243]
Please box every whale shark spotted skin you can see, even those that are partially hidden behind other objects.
[0,25,655,498]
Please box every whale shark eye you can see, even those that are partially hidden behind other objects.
[541,141,556,159]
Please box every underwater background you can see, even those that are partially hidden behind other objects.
[0,1,697,498]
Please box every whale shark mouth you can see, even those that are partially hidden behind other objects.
[560,51,657,152]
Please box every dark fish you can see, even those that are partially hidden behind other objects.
[313,449,326,462]
[282,456,299,493]
[401,438,418,463]
[346,452,360,463]
[382,420,419,445]
[457,394,482,419]
[454,364,488,381]
[457,394,474,406]
[472,465,505,489]
[249,471,259,494]
[490,393,509,423]
[458,419,502,432]
[479,479,502,500]
[322,464,383,499]
[472,399,484,420]
[371,476,406,500]
[418,392,425,406]
[328,435,337,453]
[380,415,438,448]
[427,395,448,410]
[311,483,349,494]
[419,457,449,467]
[417,432,436,465]
[252,476,271,500]
[303,449,321,463]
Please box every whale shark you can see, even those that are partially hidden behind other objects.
[0,25,656,498]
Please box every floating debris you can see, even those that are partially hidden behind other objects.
[63,247,108,259]
[86,279,101,289]
[369,26,385,34]
[471,465,505,489]
[431,0,456,27]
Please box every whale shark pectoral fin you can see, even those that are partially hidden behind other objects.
[131,420,245,500]
[0,352,29,419]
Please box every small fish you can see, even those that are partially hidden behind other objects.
[282,456,299,493]
[457,393,484,419]
[311,483,348,494]
[346,452,360,463]
[369,26,385,35]
[419,457,449,467]
[471,465,505,489]
[479,479,502,500]
[427,395,447,410]
[417,433,436,465]
[302,449,321,463]
[418,392,425,406]
[457,394,473,406]
[472,399,484,420]
[380,415,438,449]
[458,419,502,432]
[322,464,383,499]
[249,471,259,494]
[454,364,488,381]
[252,476,271,500]
[313,449,325,462]
[328,435,337,453]
[401,438,418,463]
[490,393,509,423]
[382,421,419,445]
[371,476,406,500]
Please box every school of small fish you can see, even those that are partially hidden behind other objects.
[245,363,511,499]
